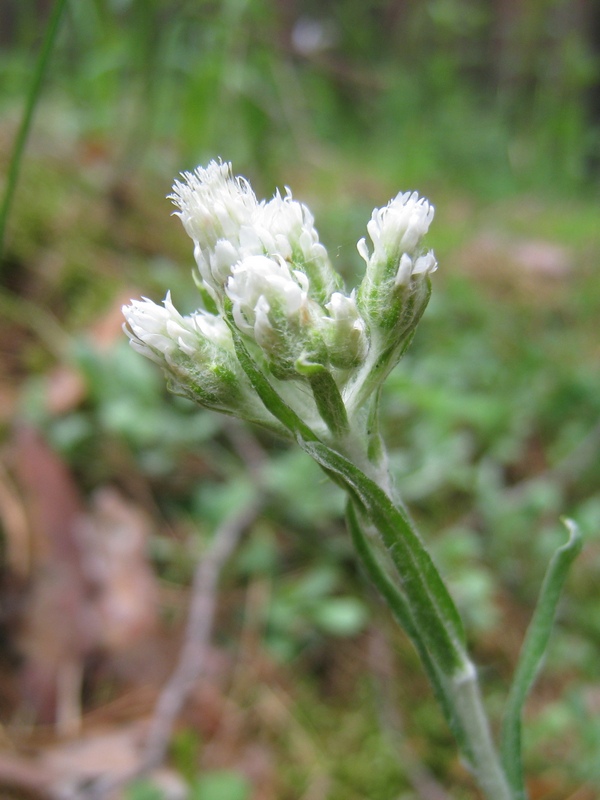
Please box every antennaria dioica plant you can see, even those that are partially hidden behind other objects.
[123,160,582,800]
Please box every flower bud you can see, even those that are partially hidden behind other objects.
[257,189,342,303]
[226,254,325,379]
[123,293,268,420]
[322,291,369,369]
[357,190,437,336]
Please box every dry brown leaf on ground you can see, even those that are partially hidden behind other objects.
[77,486,159,653]
[5,427,160,731]
[0,724,188,800]
[9,426,97,729]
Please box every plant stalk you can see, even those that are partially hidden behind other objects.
[229,331,513,799]
[451,664,513,800]
[345,439,513,800]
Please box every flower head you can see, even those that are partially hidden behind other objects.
[256,189,341,302]
[357,190,436,332]
[122,293,266,418]
[226,254,324,378]
[370,191,434,255]
[357,190,437,285]
[170,161,260,292]
[170,160,340,304]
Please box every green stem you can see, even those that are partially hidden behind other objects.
[451,665,513,800]
[346,497,512,800]
[229,328,513,799]
[0,0,69,261]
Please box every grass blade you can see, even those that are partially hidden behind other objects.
[0,0,69,260]
[500,518,583,798]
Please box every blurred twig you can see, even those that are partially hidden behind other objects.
[0,0,68,261]
[139,484,263,771]
[86,424,266,799]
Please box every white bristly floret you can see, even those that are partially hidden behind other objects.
[122,292,232,367]
[170,161,258,251]
[394,251,438,286]
[226,254,309,337]
[365,191,434,257]
[170,161,338,302]
[323,291,368,367]
[357,190,437,284]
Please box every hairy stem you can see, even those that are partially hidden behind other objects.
[344,436,513,800]
[452,664,513,800]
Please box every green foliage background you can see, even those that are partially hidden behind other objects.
[0,1,599,798]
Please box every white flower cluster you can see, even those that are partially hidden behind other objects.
[124,160,436,430]
[170,161,340,303]
[123,292,263,417]
[168,160,364,379]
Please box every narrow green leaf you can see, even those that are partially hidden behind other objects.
[303,439,466,673]
[347,501,414,633]
[225,314,320,443]
[500,518,583,798]
[346,500,473,760]
[295,359,349,437]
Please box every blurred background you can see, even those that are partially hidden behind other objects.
[0,1,599,798]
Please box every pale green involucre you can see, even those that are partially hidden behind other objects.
[357,190,437,333]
